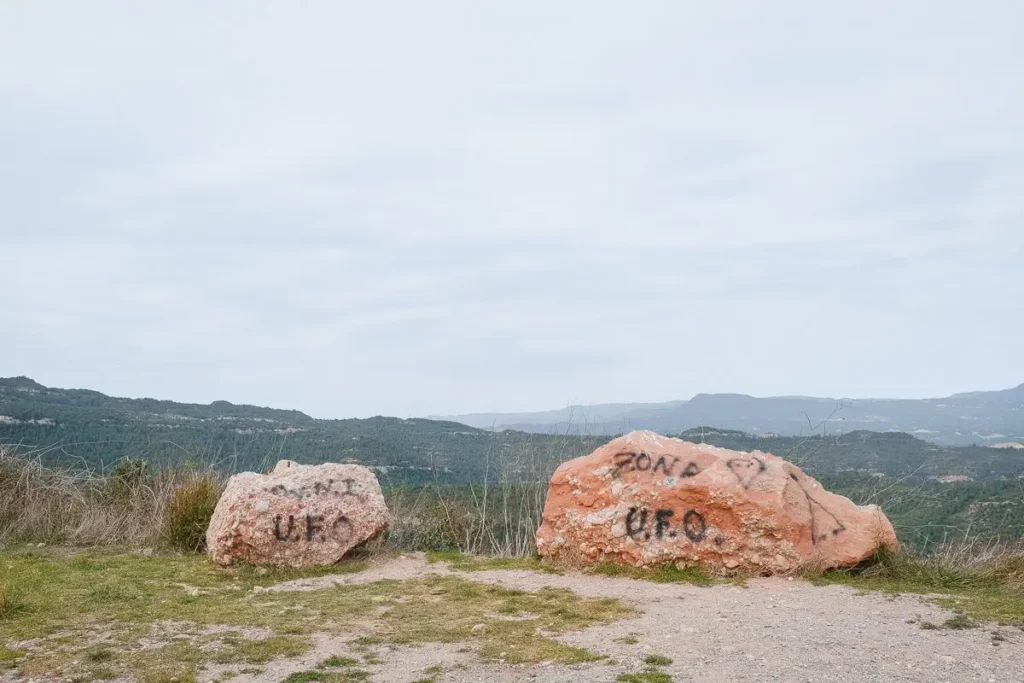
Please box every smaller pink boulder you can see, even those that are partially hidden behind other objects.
[206,460,389,567]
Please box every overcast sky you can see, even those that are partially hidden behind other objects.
[1,2,1021,418]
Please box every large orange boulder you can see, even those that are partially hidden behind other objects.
[535,431,898,573]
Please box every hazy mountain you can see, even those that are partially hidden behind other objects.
[435,384,1024,446]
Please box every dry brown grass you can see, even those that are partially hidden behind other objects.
[929,536,1024,591]
[0,445,226,549]
[378,433,586,557]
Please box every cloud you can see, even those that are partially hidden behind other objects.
[0,1,1022,416]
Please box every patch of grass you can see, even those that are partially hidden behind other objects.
[141,672,198,683]
[811,548,1024,625]
[0,578,28,620]
[618,671,673,683]
[0,644,24,671]
[427,551,561,573]
[918,614,978,631]
[614,635,639,645]
[590,562,714,586]
[86,646,115,662]
[942,614,978,630]
[377,576,627,663]
[283,672,371,683]
[236,560,368,583]
[319,655,360,668]
[213,635,310,663]
[0,645,24,662]
[644,653,673,666]
[350,635,383,648]
[480,630,604,664]
[125,639,211,683]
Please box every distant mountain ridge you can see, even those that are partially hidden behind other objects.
[434,384,1024,446]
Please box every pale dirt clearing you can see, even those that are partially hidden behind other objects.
[247,553,1024,683]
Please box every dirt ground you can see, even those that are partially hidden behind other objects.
[225,553,1024,683]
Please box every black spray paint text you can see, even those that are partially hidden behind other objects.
[625,506,707,542]
[612,451,701,479]
[273,514,354,542]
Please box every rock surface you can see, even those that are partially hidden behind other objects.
[535,431,898,573]
[207,460,389,567]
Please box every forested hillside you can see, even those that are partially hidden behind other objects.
[0,377,607,483]
[4,377,1023,482]
[3,377,1024,546]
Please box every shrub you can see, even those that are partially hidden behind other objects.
[104,458,151,504]
[162,475,222,552]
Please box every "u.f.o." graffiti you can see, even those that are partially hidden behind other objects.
[272,514,353,543]
[625,506,706,542]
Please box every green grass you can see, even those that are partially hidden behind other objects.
[427,550,562,573]
[941,614,978,630]
[282,671,370,683]
[87,666,119,680]
[618,671,673,683]
[162,475,221,552]
[319,655,360,668]
[429,552,717,585]
[643,653,673,666]
[0,548,630,680]
[212,635,310,663]
[810,548,1024,625]
[0,644,25,671]
[590,562,714,586]
[350,635,383,648]
[614,635,640,645]
[0,578,27,620]
[917,616,978,631]
[86,646,115,662]
[282,674,325,683]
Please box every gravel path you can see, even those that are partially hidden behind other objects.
[262,554,1023,682]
